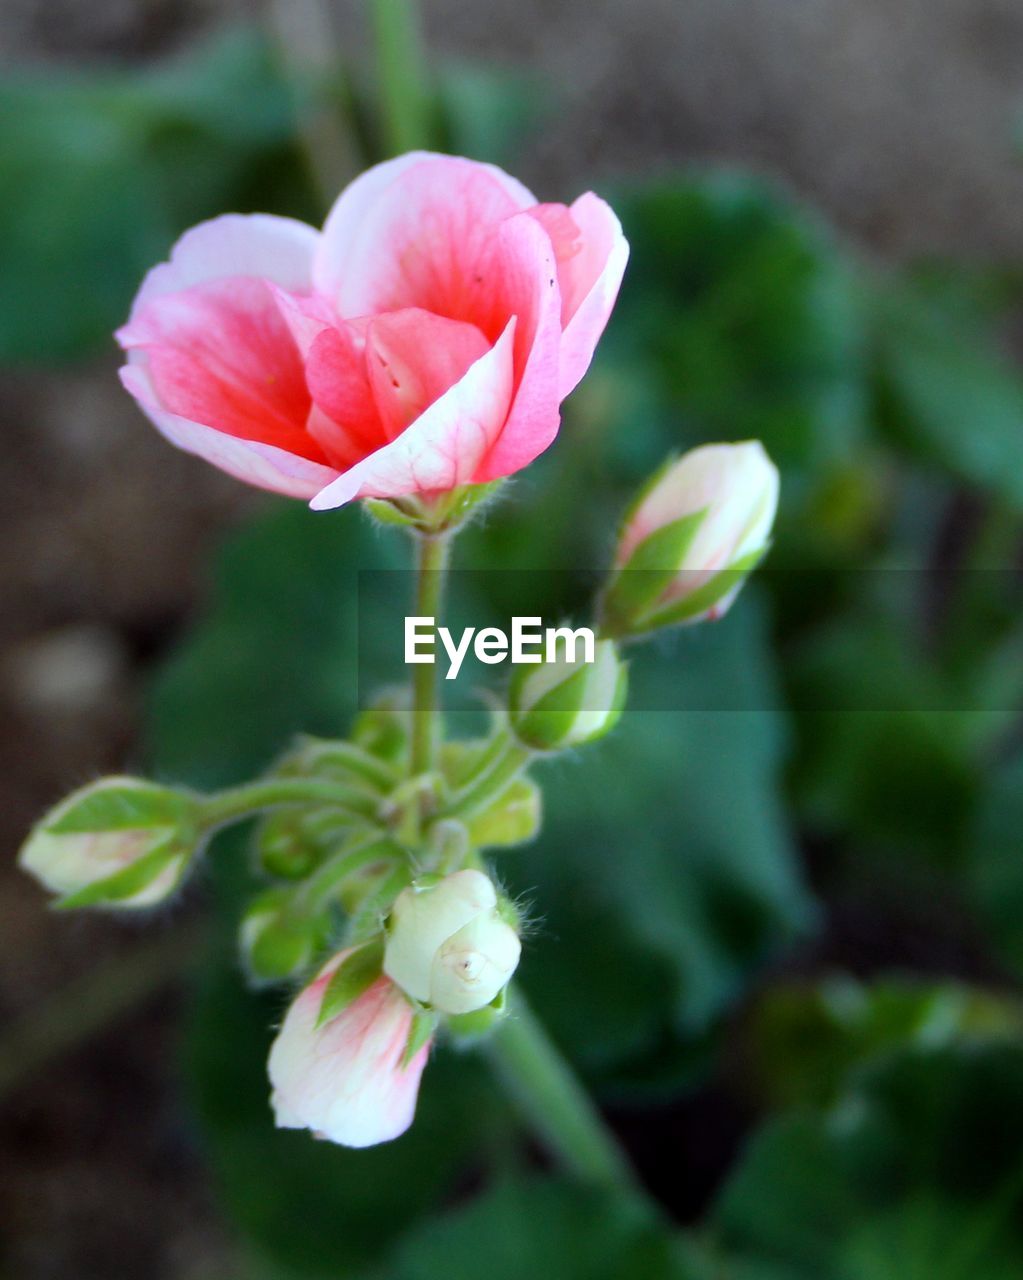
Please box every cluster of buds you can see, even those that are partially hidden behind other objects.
[268,869,521,1147]
[17,436,778,1154]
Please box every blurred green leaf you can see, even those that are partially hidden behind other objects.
[436,62,549,167]
[787,612,982,870]
[0,28,313,363]
[384,1176,703,1280]
[969,753,1023,979]
[747,975,1023,1110]
[870,283,1023,508]
[715,1043,1023,1278]
[605,174,868,476]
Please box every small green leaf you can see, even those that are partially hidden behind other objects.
[316,938,385,1028]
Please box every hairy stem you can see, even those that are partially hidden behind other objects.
[198,778,378,829]
[485,987,642,1195]
[409,532,451,782]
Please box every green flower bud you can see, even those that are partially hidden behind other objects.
[508,638,627,752]
[239,889,331,985]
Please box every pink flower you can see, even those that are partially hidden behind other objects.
[268,950,431,1148]
[116,153,628,509]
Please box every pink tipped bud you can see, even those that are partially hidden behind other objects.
[603,441,778,635]
[268,950,430,1148]
[18,777,197,909]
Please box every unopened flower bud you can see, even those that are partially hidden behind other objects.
[240,889,330,984]
[383,869,521,1016]
[269,950,431,1148]
[508,638,627,752]
[602,441,778,635]
[18,777,197,909]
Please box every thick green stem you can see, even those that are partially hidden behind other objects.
[369,0,431,155]
[409,532,451,781]
[485,988,641,1194]
[198,778,377,829]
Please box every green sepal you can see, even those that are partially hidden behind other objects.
[363,498,423,528]
[364,482,505,535]
[600,508,707,634]
[510,663,590,752]
[401,1007,438,1067]
[45,778,194,835]
[54,840,185,910]
[446,986,508,1042]
[316,937,385,1028]
[466,776,542,849]
[632,545,767,634]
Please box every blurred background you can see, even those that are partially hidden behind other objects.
[2,2,1023,1277]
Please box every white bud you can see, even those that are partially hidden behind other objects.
[383,869,520,1015]
[605,441,779,633]
[509,638,627,752]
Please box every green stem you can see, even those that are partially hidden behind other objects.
[198,778,378,829]
[485,987,641,1195]
[298,834,399,910]
[409,532,451,781]
[442,734,534,819]
[369,0,431,155]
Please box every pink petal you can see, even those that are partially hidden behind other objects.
[126,213,318,319]
[472,212,564,481]
[119,363,337,498]
[268,956,430,1149]
[120,277,321,460]
[304,319,383,460]
[313,153,536,321]
[364,309,492,440]
[550,193,629,399]
[309,317,517,508]
[269,285,339,359]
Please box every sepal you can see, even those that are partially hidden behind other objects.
[316,937,386,1028]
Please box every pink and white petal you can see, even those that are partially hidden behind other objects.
[268,957,430,1149]
[125,213,319,321]
[309,318,516,509]
[120,363,337,499]
[120,277,317,457]
[313,153,537,320]
[473,213,563,481]
[555,193,629,399]
[364,309,491,441]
